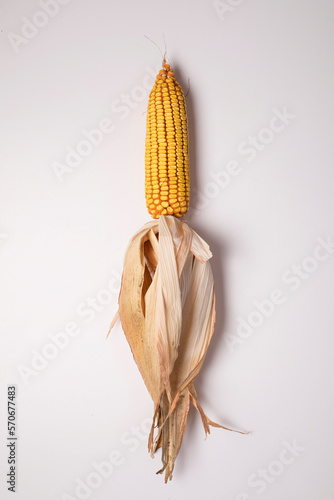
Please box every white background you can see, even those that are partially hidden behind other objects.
[1,0,334,499]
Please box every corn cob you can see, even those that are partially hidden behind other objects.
[145,63,190,219]
[110,56,247,483]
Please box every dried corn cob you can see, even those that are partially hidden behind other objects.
[109,56,246,483]
[145,63,190,219]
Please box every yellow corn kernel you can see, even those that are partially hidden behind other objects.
[145,61,189,218]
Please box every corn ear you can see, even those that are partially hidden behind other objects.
[145,63,190,219]
[110,59,246,483]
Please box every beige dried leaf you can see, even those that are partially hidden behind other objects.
[113,215,244,482]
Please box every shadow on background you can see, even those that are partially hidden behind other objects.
[170,62,240,476]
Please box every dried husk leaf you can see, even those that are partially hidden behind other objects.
[114,215,243,482]
[117,222,161,403]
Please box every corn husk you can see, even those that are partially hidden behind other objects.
[111,215,242,481]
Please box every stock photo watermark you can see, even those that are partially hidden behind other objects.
[233,439,306,499]
[52,65,159,182]
[7,0,72,54]
[61,416,152,500]
[191,107,296,212]
[6,386,18,493]
[213,0,247,22]
[17,270,121,384]
[225,236,334,351]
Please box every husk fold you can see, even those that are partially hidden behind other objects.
[113,215,241,482]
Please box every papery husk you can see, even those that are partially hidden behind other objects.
[112,215,244,482]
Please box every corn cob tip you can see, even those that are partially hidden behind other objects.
[156,65,174,82]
